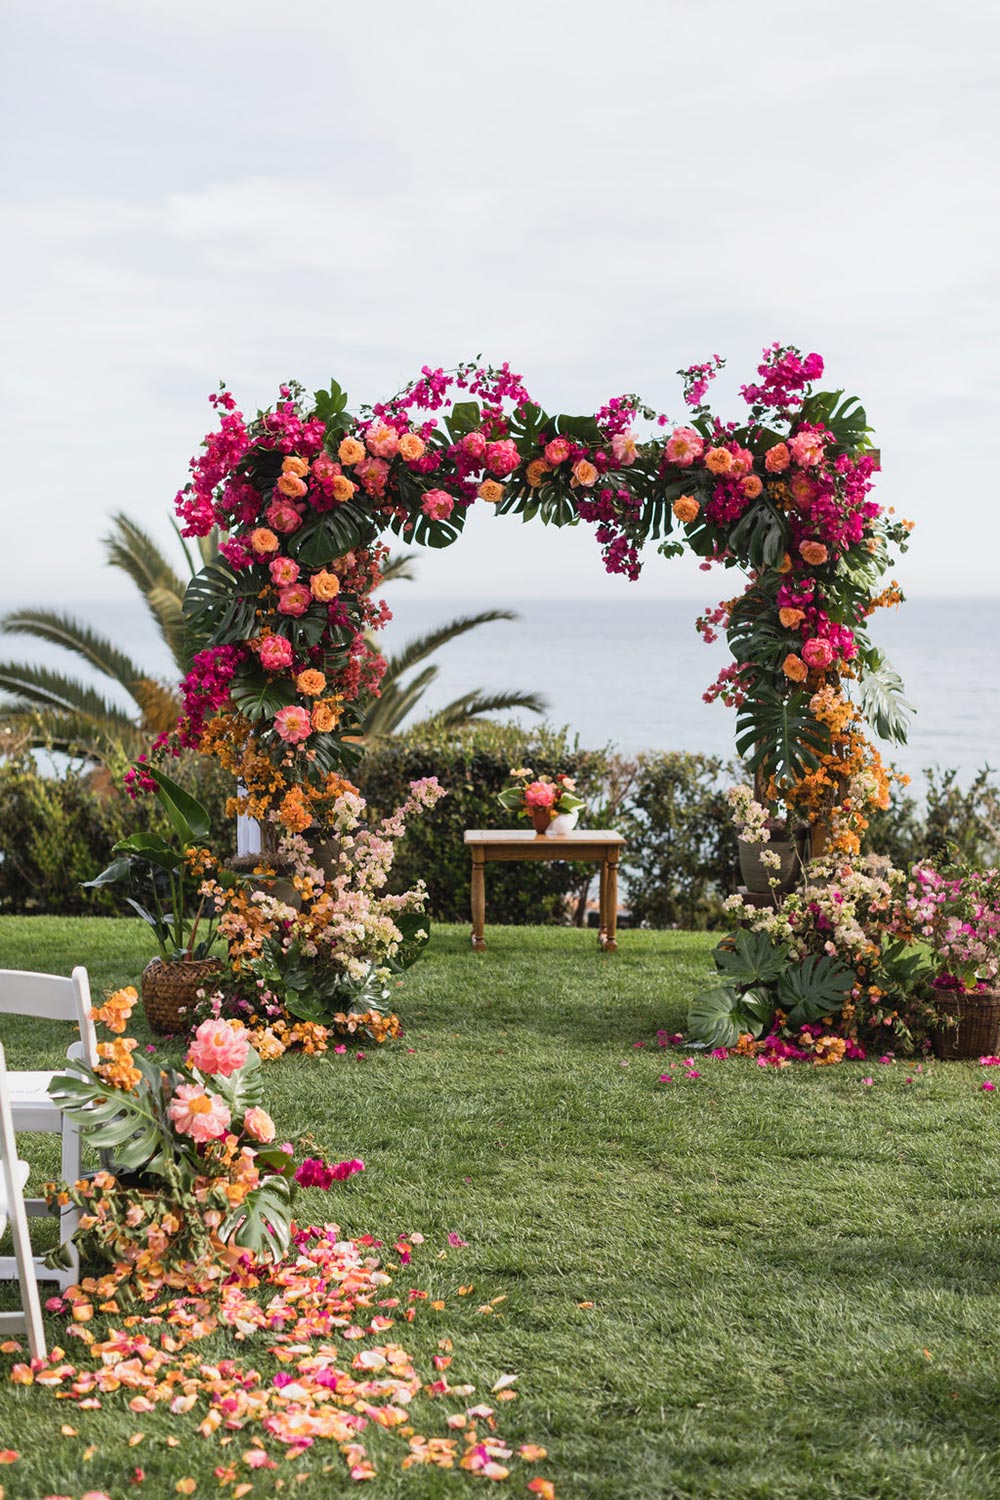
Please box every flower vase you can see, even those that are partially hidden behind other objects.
[546,809,580,838]
[530,808,552,835]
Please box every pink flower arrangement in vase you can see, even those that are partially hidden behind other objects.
[498,768,584,835]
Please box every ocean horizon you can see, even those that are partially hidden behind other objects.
[7,594,998,795]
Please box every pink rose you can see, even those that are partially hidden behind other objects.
[187,1018,251,1077]
[664,427,704,467]
[611,431,638,466]
[484,439,520,476]
[311,454,339,484]
[258,633,294,670]
[523,780,558,809]
[355,455,389,496]
[274,705,313,743]
[269,556,300,588]
[167,1083,231,1144]
[460,431,487,461]
[801,637,835,670]
[366,423,400,459]
[266,499,304,534]
[243,1106,276,1143]
[277,583,313,617]
[422,489,454,521]
[544,437,571,465]
[788,431,826,468]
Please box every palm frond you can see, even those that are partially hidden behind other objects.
[105,514,191,674]
[0,706,146,763]
[380,551,418,584]
[0,662,138,727]
[0,610,148,693]
[420,688,548,731]
[361,665,440,738]
[384,610,518,680]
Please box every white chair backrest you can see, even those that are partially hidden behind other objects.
[0,1042,17,1235]
[0,968,98,1068]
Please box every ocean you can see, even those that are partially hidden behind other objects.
[10,596,999,793]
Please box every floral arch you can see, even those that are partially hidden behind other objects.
[157,343,912,868]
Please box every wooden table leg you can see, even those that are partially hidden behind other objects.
[597,858,609,950]
[470,849,487,952]
[600,851,619,953]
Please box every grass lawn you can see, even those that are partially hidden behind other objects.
[1,915,999,1499]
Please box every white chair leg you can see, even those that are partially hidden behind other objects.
[58,1114,81,1264]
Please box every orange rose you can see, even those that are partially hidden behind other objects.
[250,527,279,555]
[705,447,733,475]
[277,472,308,498]
[571,459,598,487]
[331,474,356,503]
[296,669,327,696]
[398,432,426,462]
[311,699,341,733]
[525,459,551,488]
[777,553,793,574]
[779,607,805,629]
[782,654,808,683]
[765,442,790,473]
[282,455,309,478]
[799,541,829,566]
[337,437,366,466]
[672,495,700,524]
[310,569,341,602]
[478,479,504,503]
[741,474,763,499]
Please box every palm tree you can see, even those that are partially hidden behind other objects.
[0,518,546,759]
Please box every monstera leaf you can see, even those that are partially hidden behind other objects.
[687,985,775,1049]
[736,685,831,790]
[209,1047,266,1121]
[713,929,791,987]
[858,649,914,746]
[777,955,855,1026]
[48,1053,177,1176]
[183,561,261,649]
[289,503,376,568]
[228,666,298,723]
[220,1174,296,1261]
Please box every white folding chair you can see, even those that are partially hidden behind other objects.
[0,967,98,1289]
[0,1042,47,1360]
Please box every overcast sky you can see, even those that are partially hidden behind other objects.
[3,0,998,610]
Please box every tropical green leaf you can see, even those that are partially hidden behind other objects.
[143,764,212,844]
[736,686,831,790]
[228,667,298,724]
[858,649,915,746]
[220,1174,295,1260]
[210,1047,266,1120]
[777,955,855,1026]
[687,986,773,1048]
[713,929,791,987]
[288,503,375,567]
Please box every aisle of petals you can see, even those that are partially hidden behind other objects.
[1,1227,554,1497]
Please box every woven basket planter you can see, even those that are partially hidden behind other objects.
[932,988,1000,1060]
[141,956,224,1035]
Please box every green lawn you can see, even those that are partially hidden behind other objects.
[1,916,999,1499]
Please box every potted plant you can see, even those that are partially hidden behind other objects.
[906,862,1000,1058]
[85,765,232,1033]
[47,986,362,1290]
[498,768,584,835]
[726,783,802,896]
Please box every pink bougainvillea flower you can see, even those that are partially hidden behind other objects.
[421,489,454,521]
[878,1055,895,1065]
[658,1073,673,1083]
[710,1048,729,1060]
[274,705,312,743]
[187,1019,250,1077]
[447,1232,469,1248]
[982,1080,996,1092]
[167,1083,231,1143]
[861,1077,874,1087]
[980,1055,1000,1066]
[329,1157,365,1181]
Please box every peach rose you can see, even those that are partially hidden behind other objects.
[782,654,808,683]
[187,1018,250,1078]
[526,459,551,487]
[571,459,598,487]
[250,527,279,555]
[277,472,308,499]
[478,479,504,503]
[778,607,805,629]
[544,437,571,465]
[243,1106,276,1144]
[269,556,300,587]
[398,432,426,462]
[296,669,327,696]
[282,455,309,479]
[799,541,829,567]
[422,489,454,521]
[338,437,366,466]
[311,699,341,733]
[274,705,313,743]
[765,443,791,473]
[788,431,825,468]
[366,423,400,459]
[329,474,355,503]
[704,447,733,475]
[672,495,700,524]
[310,569,341,602]
[741,474,763,499]
[167,1084,231,1144]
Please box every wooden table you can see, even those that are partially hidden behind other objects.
[464,828,626,953]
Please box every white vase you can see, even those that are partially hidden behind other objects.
[546,809,580,838]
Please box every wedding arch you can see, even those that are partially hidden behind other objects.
[155,344,913,861]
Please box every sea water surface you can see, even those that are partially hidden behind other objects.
[13,596,1000,792]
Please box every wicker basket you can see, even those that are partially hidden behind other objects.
[932,988,1000,1060]
[141,956,224,1035]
